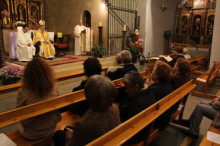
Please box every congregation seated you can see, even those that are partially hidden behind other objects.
[107,50,137,80]
[168,46,185,67]
[119,71,156,143]
[148,60,173,130]
[33,20,55,60]
[60,57,102,115]
[54,75,121,146]
[17,57,61,140]
[16,24,36,62]
[170,58,191,112]
[183,48,191,59]
[183,96,220,138]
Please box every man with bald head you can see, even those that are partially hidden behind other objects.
[74,20,87,55]
[107,50,137,80]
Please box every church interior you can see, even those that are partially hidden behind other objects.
[0,0,220,145]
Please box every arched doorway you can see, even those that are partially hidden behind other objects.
[82,10,91,27]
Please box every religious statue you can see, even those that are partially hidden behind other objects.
[73,20,87,55]
[17,4,26,21]
[194,17,201,35]
[134,28,139,43]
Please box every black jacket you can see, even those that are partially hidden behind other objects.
[119,88,156,143]
[107,64,137,80]
[148,82,173,130]
[168,54,185,67]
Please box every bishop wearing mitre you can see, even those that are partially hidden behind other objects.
[33,20,55,59]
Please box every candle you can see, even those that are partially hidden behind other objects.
[99,22,102,27]
[57,32,62,38]
[124,25,126,31]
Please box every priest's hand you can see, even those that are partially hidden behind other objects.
[27,43,31,47]
[44,40,48,44]
[49,40,54,44]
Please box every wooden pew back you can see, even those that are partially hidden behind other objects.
[87,80,196,146]
[0,66,108,95]
[192,61,220,98]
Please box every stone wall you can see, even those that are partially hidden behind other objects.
[44,0,108,53]
[210,0,220,67]
[137,0,179,56]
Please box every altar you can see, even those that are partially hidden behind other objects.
[8,31,54,59]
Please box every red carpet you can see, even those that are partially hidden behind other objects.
[6,55,89,66]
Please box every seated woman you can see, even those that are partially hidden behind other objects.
[119,71,156,143]
[60,57,102,115]
[107,50,137,80]
[183,48,191,59]
[168,46,185,67]
[170,58,191,112]
[17,57,61,140]
[61,75,121,146]
[171,58,191,90]
[72,57,102,91]
[148,60,173,130]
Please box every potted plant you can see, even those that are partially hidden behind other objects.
[90,45,107,58]
[0,65,23,85]
[126,45,141,63]
[139,53,147,65]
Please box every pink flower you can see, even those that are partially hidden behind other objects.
[0,65,23,80]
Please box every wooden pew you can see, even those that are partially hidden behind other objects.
[145,53,177,83]
[188,54,205,75]
[192,61,220,98]
[87,80,196,146]
[6,111,80,146]
[0,71,147,146]
[145,54,204,84]
[0,66,108,95]
[200,126,220,146]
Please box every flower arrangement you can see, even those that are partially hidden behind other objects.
[16,21,26,27]
[126,45,141,63]
[0,65,23,85]
[139,53,147,65]
[90,45,107,58]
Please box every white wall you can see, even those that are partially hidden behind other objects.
[210,0,220,67]
[137,0,179,56]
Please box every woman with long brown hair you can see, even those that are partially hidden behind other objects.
[17,57,61,140]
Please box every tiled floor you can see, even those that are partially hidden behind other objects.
[0,55,219,146]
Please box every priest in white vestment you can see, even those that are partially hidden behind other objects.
[74,20,87,55]
[16,25,36,62]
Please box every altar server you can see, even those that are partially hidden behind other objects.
[16,24,36,62]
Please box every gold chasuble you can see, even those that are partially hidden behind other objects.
[33,29,55,58]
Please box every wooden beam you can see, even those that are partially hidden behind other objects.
[0,67,108,95]
[0,90,85,129]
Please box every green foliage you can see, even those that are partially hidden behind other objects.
[91,45,107,57]
[126,45,141,58]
